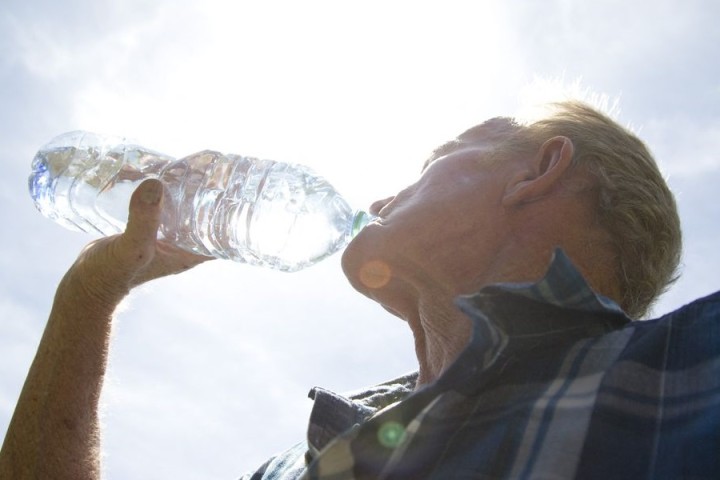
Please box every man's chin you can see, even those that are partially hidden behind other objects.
[381,304,407,321]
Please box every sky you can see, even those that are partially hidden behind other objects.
[0,0,719,478]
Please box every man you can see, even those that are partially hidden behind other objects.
[2,101,718,479]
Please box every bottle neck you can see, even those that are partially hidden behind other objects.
[349,210,376,239]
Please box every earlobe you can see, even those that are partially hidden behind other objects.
[502,136,575,207]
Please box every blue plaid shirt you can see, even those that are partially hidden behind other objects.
[242,250,720,479]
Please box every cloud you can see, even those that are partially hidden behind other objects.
[2,1,720,478]
[642,116,720,177]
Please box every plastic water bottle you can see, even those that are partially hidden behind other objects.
[28,131,374,272]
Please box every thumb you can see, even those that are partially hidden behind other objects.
[116,179,164,271]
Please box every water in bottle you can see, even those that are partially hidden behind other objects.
[29,131,374,272]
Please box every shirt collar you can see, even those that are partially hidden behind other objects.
[306,372,418,456]
[436,248,630,393]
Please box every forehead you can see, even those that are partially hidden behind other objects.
[458,116,520,143]
[423,117,519,170]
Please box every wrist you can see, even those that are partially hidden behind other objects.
[54,266,132,318]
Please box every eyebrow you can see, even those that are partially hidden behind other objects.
[423,139,463,171]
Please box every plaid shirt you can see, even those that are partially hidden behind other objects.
[243,250,720,479]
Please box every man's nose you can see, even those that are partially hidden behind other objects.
[369,196,395,216]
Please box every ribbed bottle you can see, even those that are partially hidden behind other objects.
[29,131,373,272]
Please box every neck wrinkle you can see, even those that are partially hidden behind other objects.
[412,293,473,386]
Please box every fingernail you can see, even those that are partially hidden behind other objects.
[140,181,162,205]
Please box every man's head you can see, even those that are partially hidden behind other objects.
[489,101,682,318]
[343,101,681,320]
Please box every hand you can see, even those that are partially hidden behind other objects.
[61,178,213,306]
[0,179,213,480]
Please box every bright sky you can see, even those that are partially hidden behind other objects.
[1,0,719,478]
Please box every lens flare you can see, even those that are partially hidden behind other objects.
[359,260,392,288]
[377,421,406,448]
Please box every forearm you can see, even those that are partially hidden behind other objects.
[0,273,125,480]
[0,180,210,480]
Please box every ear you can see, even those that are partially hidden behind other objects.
[502,136,575,207]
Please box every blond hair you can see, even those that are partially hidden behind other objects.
[509,101,681,318]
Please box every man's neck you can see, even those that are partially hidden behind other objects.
[409,294,473,387]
